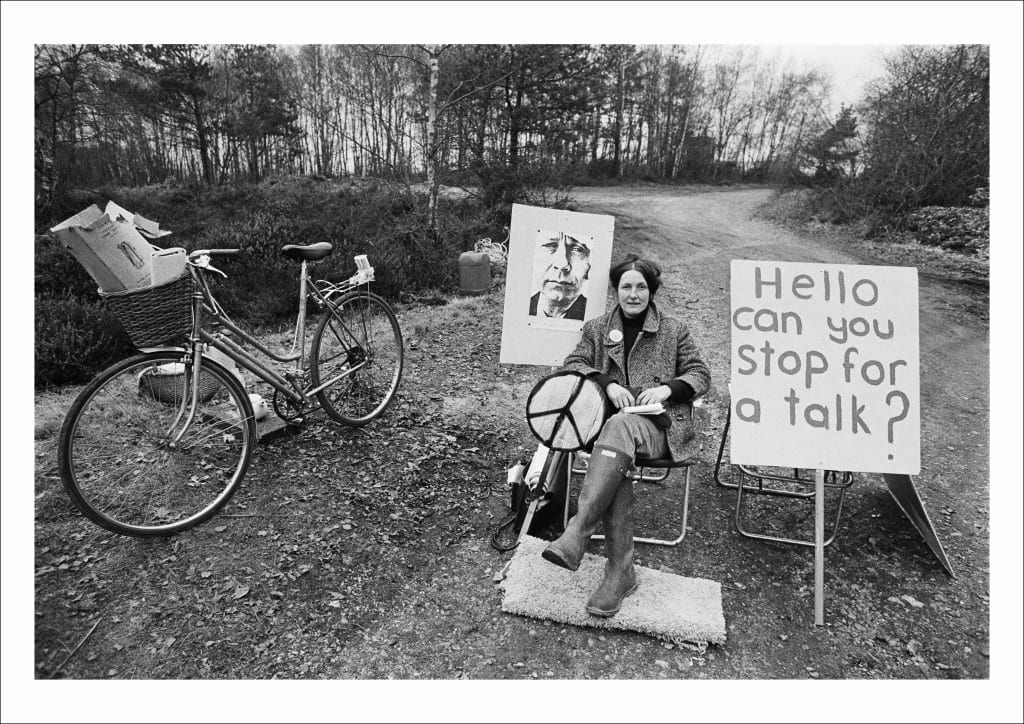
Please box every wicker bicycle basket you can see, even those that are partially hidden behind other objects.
[99,272,193,347]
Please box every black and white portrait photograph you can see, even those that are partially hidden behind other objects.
[528,229,593,324]
[500,203,614,365]
[2,2,1022,723]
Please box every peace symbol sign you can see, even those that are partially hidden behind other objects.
[525,370,609,452]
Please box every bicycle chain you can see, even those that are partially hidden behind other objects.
[272,387,310,424]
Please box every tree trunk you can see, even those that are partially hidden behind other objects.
[426,46,440,233]
[190,91,214,186]
[613,58,625,178]
[508,85,523,169]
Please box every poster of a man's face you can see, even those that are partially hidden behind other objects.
[528,229,592,322]
[500,204,613,366]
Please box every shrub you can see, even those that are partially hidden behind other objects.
[968,186,989,208]
[35,175,500,386]
[35,234,98,299]
[759,187,990,260]
[756,188,818,223]
[858,46,988,214]
[35,291,132,387]
[758,186,870,226]
[905,206,990,255]
[471,158,574,210]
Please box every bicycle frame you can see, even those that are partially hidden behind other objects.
[60,248,399,537]
[174,255,374,420]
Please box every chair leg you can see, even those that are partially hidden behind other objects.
[715,414,816,498]
[563,453,573,531]
[634,466,690,546]
[632,466,669,483]
[714,413,733,489]
[569,451,693,549]
[593,466,691,547]
[735,473,848,548]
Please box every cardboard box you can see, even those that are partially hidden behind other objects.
[50,205,154,292]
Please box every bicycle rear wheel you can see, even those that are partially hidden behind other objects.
[58,351,255,537]
[310,290,403,426]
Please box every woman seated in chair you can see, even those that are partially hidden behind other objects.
[542,254,711,617]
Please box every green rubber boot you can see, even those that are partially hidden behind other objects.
[542,445,629,571]
[586,478,638,617]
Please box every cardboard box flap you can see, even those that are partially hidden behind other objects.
[50,205,154,292]
[103,201,173,239]
[133,211,172,239]
[50,204,106,234]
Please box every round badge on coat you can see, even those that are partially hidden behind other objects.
[608,329,623,343]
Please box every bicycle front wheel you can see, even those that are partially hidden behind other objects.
[58,351,256,537]
[310,290,403,426]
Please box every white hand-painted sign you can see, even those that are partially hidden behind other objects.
[729,260,920,474]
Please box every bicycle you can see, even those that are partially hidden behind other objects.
[57,243,404,538]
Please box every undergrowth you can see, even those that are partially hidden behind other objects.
[756,188,990,288]
[35,176,508,386]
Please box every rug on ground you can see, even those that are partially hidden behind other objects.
[499,535,726,647]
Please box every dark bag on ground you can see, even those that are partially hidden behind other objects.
[490,450,573,552]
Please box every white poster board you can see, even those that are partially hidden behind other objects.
[729,260,920,474]
[499,204,614,366]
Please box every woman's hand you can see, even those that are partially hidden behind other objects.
[636,385,672,406]
[606,382,636,410]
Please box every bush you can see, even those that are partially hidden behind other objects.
[577,159,618,181]
[858,46,988,214]
[35,291,132,387]
[35,176,500,385]
[760,185,870,226]
[35,234,98,299]
[968,186,989,207]
[759,187,990,261]
[471,158,574,210]
[905,206,989,255]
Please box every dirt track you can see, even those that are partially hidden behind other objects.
[565,184,991,673]
[32,184,992,687]
[335,184,992,680]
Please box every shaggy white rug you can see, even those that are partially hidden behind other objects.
[499,535,726,647]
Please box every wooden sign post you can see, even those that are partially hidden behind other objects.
[729,260,922,625]
[815,469,825,625]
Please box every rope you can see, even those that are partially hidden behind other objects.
[474,233,508,265]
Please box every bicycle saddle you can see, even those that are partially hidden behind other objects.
[281,242,333,261]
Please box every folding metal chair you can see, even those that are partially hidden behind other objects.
[524,370,704,548]
[714,410,854,548]
[566,399,703,547]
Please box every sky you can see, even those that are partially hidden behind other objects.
[766,44,899,107]
[2,2,1022,723]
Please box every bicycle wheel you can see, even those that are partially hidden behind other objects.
[58,350,256,537]
[310,290,403,426]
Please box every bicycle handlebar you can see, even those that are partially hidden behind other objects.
[189,249,241,259]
